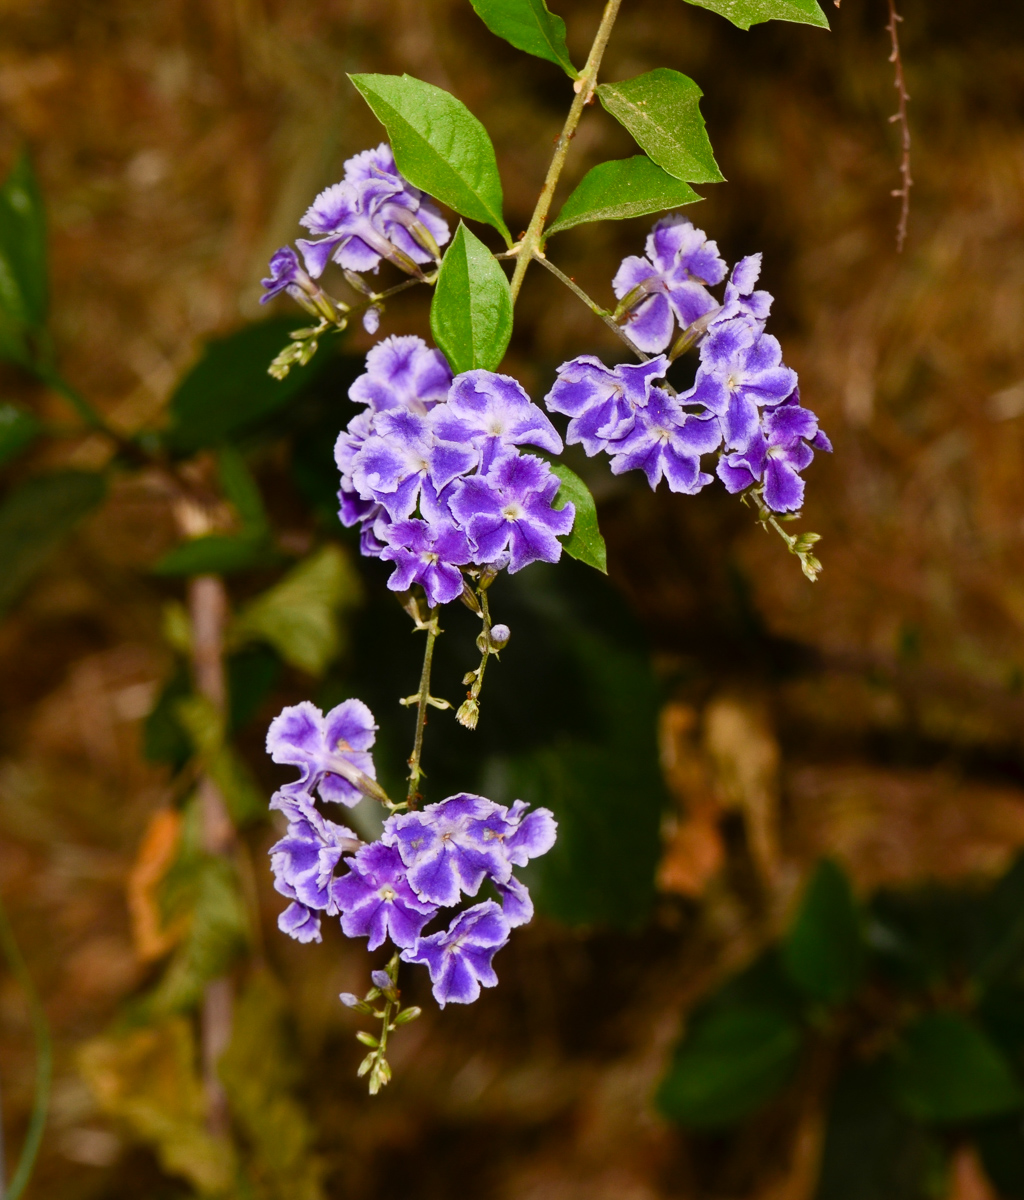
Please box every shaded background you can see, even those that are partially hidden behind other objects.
[3,0,1024,1196]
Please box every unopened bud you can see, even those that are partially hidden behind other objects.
[456,698,480,730]
[363,306,381,335]
[489,623,510,650]
[356,1031,379,1048]
[393,1005,422,1026]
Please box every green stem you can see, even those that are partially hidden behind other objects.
[406,607,440,807]
[0,892,52,1200]
[508,0,625,303]
[532,253,648,358]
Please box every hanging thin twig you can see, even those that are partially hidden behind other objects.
[885,0,913,251]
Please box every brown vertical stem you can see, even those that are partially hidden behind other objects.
[187,574,234,1138]
[885,0,912,252]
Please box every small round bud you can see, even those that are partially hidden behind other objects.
[370,969,391,990]
[339,992,360,1008]
[362,306,381,335]
[489,623,511,650]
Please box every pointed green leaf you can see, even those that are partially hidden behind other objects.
[430,223,512,373]
[349,74,510,243]
[597,69,724,185]
[0,470,106,614]
[783,858,865,1006]
[217,445,268,535]
[152,534,273,577]
[0,402,40,466]
[468,0,578,78]
[892,1012,1023,1124]
[657,1005,803,1127]
[550,462,607,573]
[0,152,47,332]
[680,0,829,30]
[547,156,701,236]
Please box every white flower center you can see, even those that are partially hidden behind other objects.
[502,502,524,521]
[379,884,396,901]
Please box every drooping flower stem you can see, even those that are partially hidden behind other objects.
[508,0,625,303]
[406,606,441,807]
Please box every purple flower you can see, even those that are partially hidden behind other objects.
[495,876,534,928]
[331,841,437,951]
[362,307,381,335]
[712,254,772,331]
[449,453,574,574]
[717,395,832,512]
[684,318,798,451]
[261,246,315,305]
[352,408,477,521]
[266,699,377,807]
[268,807,361,913]
[383,793,513,907]
[297,144,450,277]
[612,217,727,353]
[278,901,322,944]
[402,901,510,1007]
[349,335,452,414]
[544,356,669,455]
[433,371,563,471]
[504,800,558,866]
[607,387,721,493]
[379,518,472,606]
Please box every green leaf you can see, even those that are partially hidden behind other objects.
[0,152,47,332]
[175,695,265,826]
[547,156,701,236]
[227,644,281,734]
[217,444,268,534]
[657,1005,802,1127]
[783,858,865,1005]
[468,0,578,78]
[349,74,511,242]
[597,69,724,185]
[430,222,512,374]
[232,543,362,675]
[143,665,193,771]
[680,0,829,31]
[550,462,607,573]
[152,534,272,577]
[0,470,106,615]
[816,1063,943,1200]
[164,319,328,454]
[892,1012,1024,1124]
[0,402,40,466]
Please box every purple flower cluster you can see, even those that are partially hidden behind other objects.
[336,335,575,602]
[265,700,556,1006]
[549,216,831,512]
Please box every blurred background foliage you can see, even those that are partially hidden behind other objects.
[2,0,1024,1196]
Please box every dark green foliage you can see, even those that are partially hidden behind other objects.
[0,152,47,364]
[164,320,329,454]
[143,666,193,772]
[547,156,701,236]
[783,859,864,1005]
[0,470,106,614]
[468,0,577,77]
[891,1012,1023,1124]
[228,644,282,734]
[430,222,513,373]
[0,403,40,466]
[657,1004,802,1127]
[550,462,607,573]
[816,1064,940,1200]
[680,0,829,30]
[975,1115,1024,1199]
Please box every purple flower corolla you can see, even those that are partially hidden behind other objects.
[504,800,558,867]
[297,144,449,277]
[433,371,563,471]
[612,217,727,353]
[352,408,477,521]
[261,246,315,305]
[384,793,514,907]
[403,901,510,1007]
[266,699,377,807]
[712,254,772,331]
[268,808,361,913]
[348,335,452,414]
[608,388,721,494]
[331,842,437,951]
[717,395,832,512]
[544,356,669,455]
[684,318,798,451]
[449,453,574,574]
[495,876,534,928]
[379,518,472,606]
[278,902,322,944]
